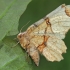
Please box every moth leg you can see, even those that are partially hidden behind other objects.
[27,43,40,66]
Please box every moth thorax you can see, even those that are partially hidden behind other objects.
[17,32,29,49]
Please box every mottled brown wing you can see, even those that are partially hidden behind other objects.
[29,34,67,62]
[42,36,67,62]
[27,4,70,39]
[46,4,70,39]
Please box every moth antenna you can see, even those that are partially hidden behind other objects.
[12,42,19,48]
[20,21,31,33]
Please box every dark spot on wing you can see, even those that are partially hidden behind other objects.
[33,24,38,27]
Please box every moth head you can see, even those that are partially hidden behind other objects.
[17,33,24,40]
[17,32,29,49]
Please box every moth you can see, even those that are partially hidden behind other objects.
[17,4,70,66]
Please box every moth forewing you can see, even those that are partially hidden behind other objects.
[47,4,70,39]
[17,4,70,66]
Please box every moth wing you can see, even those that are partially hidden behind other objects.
[46,4,70,39]
[26,4,69,62]
[27,4,70,39]
[26,18,45,35]
[42,36,67,62]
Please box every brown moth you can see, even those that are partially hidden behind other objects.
[17,4,70,66]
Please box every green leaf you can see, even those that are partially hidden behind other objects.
[0,37,32,70]
[0,0,31,41]
[0,0,33,70]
